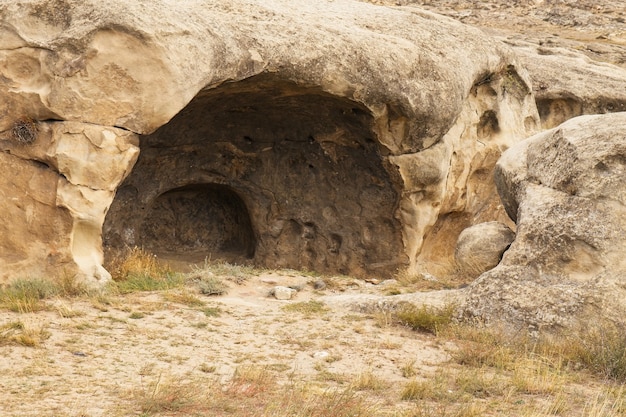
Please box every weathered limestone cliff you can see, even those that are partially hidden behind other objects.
[0,0,537,283]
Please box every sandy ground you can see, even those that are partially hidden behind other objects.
[0,274,458,416]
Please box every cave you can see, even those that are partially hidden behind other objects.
[103,74,405,277]
[138,184,256,261]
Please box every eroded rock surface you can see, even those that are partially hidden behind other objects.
[0,121,138,283]
[0,0,539,281]
[509,41,626,129]
[463,113,626,329]
[454,221,514,278]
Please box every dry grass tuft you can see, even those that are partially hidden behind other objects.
[107,247,184,293]
[134,373,210,414]
[349,370,389,392]
[396,303,455,335]
[282,300,329,316]
[228,365,276,397]
[187,259,259,285]
[0,321,50,347]
[551,321,626,382]
[163,290,206,307]
[0,278,58,313]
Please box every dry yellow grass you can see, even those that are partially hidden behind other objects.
[2,261,626,416]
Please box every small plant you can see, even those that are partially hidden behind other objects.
[401,359,417,378]
[55,273,89,297]
[199,363,216,373]
[0,321,50,347]
[129,312,145,319]
[135,373,207,414]
[195,276,228,296]
[11,117,38,144]
[56,302,85,318]
[282,300,328,316]
[107,248,184,294]
[202,306,222,317]
[163,290,206,306]
[401,379,437,401]
[396,303,455,335]
[349,370,389,392]
[187,259,259,285]
[0,278,59,313]
[228,365,276,397]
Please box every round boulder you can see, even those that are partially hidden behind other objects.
[455,222,515,277]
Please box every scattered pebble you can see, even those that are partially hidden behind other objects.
[270,286,297,300]
[312,351,329,359]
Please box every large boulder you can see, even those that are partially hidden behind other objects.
[0,0,537,283]
[463,113,626,329]
[454,221,515,278]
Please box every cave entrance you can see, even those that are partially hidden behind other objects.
[139,184,256,262]
[103,74,406,277]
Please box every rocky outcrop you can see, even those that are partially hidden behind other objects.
[507,40,626,129]
[0,0,537,283]
[463,113,626,329]
[0,121,138,283]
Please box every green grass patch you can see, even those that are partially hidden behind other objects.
[396,303,455,335]
[282,301,329,316]
[114,272,184,294]
[0,278,58,313]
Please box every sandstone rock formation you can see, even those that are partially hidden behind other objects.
[463,113,626,329]
[508,40,626,129]
[454,221,514,278]
[0,0,537,283]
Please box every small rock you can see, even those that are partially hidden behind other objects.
[313,279,326,290]
[378,279,398,286]
[312,351,329,359]
[365,278,381,285]
[422,273,439,282]
[271,286,297,300]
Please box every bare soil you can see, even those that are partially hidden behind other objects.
[1,274,455,416]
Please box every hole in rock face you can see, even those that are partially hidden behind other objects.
[536,98,583,129]
[139,184,256,260]
[103,74,405,277]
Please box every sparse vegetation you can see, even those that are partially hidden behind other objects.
[107,247,184,293]
[2,264,626,416]
[187,259,259,285]
[0,277,58,313]
[194,275,228,296]
[282,300,329,316]
[163,290,206,306]
[396,302,455,335]
[0,321,50,347]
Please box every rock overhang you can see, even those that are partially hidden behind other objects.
[0,0,538,283]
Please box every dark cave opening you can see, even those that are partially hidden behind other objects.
[103,74,405,277]
[138,183,256,260]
